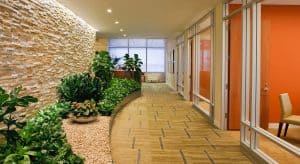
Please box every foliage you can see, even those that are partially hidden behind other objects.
[133,54,143,83]
[58,73,103,102]
[111,56,122,70]
[122,54,143,82]
[98,78,141,115]
[19,103,84,163]
[0,86,38,152]
[70,100,98,117]
[92,51,113,88]
[123,54,135,72]
[0,102,83,163]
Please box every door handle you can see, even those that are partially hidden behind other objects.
[263,82,269,92]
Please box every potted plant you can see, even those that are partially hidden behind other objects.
[122,54,143,83]
[69,100,99,123]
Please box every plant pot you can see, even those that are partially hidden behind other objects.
[69,114,98,123]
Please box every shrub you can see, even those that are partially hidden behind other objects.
[0,86,38,162]
[98,78,141,115]
[92,51,113,88]
[70,100,98,117]
[19,103,84,163]
[58,73,103,102]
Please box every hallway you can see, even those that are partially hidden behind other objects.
[111,83,251,163]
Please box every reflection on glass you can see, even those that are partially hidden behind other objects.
[198,100,210,114]
[199,28,211,100]
[257,134,299,163]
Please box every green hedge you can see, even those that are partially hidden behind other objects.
[98,78,141,116]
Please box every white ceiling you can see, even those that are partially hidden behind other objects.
[57,0,219,38]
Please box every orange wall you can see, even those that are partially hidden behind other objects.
[199,40,211,99]
[228,5,242,129]
[229,5,300,125]
[262,5,300,122]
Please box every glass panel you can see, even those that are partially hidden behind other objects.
[147,39,165,47]
[109,39,128,47]
[109,48,128,67]
[199,28,211,100]
[129,39,146,47]
[257,134,299,163]
[147,48,165,72]
[199,100,210,114]
[129,48,146,72]
[196,16,211,33]
[259,0,300,149]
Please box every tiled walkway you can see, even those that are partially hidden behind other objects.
[111,83,251,164]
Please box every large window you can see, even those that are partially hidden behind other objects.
[109,39,165,72]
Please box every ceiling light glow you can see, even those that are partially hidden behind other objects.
[107,8,112,13]
[115,21,119,24]
[120,29,124,32]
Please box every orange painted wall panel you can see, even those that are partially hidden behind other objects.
[261,5,300,122]
[199,40,211,99]
[229,5,300,126]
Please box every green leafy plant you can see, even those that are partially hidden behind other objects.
[122,54,143,82]
[98,78,141,115]
[70,100,98,117]
[0,86,38,149]
[0,86,38,163]
[92,51,113,88]
[133,54,143,83]
[19,103,84,163]
[58,73,103,102]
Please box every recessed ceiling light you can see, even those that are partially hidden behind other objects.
[114,21,119,24]
[120,28,124,32]
[123,34,127,37]
[107,8,112,13]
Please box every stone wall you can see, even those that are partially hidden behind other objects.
[0,0,96,114]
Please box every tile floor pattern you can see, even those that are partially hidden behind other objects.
[111,83,251,164]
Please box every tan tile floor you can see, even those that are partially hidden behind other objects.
[111,83,251,164]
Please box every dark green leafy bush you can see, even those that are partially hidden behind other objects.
[58,73,103,102]
[0,86,38,163]
[92,51,113,88]
[98,78,141,115]
[19,102,84,163]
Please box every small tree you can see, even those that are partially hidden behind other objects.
[92,51,113,88]
[122,54,143,82]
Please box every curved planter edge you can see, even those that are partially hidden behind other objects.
[109,90,142,136]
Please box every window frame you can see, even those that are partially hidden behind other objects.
[108,38,166,73]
